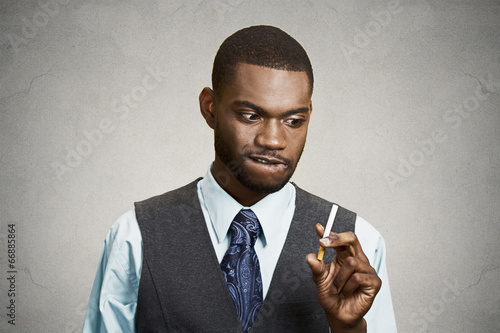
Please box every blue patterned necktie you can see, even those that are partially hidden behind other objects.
[220,209,263,333]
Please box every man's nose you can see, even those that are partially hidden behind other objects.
[255,120,287,150]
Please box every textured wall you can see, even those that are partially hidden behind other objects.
[1,0,499,332]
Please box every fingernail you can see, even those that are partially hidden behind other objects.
[320,237,330,246]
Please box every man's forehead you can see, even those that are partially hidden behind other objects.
[219,64,311,114]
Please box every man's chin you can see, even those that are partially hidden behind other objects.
[241,182,288,194]
[236,172,292,194]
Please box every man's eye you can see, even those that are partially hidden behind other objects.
[242,113,260,121]
[285,118,305,127]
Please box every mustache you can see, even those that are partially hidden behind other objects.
[244,150,292,165]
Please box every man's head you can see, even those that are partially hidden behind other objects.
[200,26,314,205]
[212,25,314,98]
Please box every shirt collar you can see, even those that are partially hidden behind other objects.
[199,165,294,247]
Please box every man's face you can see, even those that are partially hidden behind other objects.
[213,63,312,193]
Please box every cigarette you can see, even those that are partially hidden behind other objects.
[317,205,339,260]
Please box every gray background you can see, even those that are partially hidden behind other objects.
[1,0,499,332]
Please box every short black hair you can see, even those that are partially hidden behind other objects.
[212,25,314,98]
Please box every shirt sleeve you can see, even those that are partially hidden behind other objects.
[355,216,398,333]
[82,210,143,333]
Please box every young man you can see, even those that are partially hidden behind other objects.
[83,25,396,332]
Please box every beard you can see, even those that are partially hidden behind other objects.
[214,124,304,194]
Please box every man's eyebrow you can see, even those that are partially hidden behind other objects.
[233,100,267,114]
[233,100,310,117]
[282,107,310,117]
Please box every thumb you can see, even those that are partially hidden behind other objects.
[307,253,339,298]
[306,253,328,283]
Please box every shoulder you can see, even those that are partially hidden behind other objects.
[292,184,356,221]
[108,209,141,240]
[292,185,386,266]
[135,178,202,207]
[292,184,356,214]
[292,184,357,234]
[134,179,202,223]
[291,184,381,242]
[103,209,142,259]
[293,184,334,206]
[354,215,383,242]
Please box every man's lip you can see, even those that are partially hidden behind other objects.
[248,155,287,165]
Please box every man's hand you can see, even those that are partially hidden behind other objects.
[306,224,381,332]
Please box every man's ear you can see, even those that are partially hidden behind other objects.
[199,87,217,129]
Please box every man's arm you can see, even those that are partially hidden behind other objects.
[82,210,142,333]
[306,223,382,333]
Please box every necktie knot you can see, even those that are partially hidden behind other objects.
[229,209,262,247]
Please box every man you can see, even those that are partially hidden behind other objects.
[83,25,396,332]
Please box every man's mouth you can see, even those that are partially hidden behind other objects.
[254,158,273,165]
[248,155,288,166]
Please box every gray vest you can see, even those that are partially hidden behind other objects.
[135,178,356,332]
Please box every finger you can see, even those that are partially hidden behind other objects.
[319,231,360,251]
[306,253,338,294]
[315,223,325,237]
[340,272,381,300]
[332,257,375,296]
[319,231,369,263]
[306,253,327,279]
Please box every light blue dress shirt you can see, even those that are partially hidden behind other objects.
[82,168,397,332]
